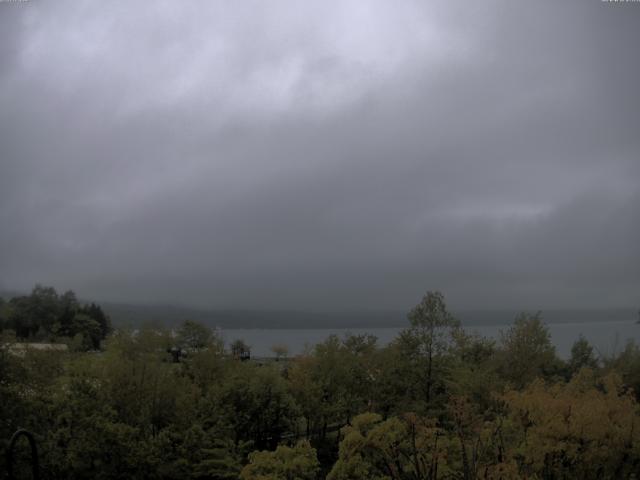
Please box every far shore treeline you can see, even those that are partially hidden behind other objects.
[2,286,640,478]
[0,285,111,351]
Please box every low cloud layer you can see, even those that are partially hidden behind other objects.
[1,1,638,311]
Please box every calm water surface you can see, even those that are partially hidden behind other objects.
[221,321,640,358]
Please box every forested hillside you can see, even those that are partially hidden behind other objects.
[2,291,640,479]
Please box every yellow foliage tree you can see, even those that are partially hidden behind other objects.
[504,369,640,478]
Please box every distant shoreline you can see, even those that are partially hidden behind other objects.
[101,303,637,329]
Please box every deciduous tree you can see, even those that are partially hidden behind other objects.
[241,440,320,480]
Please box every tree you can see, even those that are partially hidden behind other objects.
[342,333,377,357]
[56,289,79,337]
[79,302,112,340]
[3,285,111,347]
[443,395,524,480]
[212,363,298,450]
[498,312,559,388]
[231,338,251,360]
[288,334,376,442]
[0,297,8,332]
[287,354,324,439]
[42,369,153,479]
[603,339,640,401]
[7,285,61,338]
[149,425,244,479]
[504,369,640,479]
[367,342,413,416]
[27,284,60,335]
[69,313,102,350]
[176,319,219,352]
[241,440,320,480]
[327,412,446,480]
[448,330,500,410]
[182,342,228,392]
[193,437,245,479]
[98,327,197,435]
[568,335,598,375]
[398,291,460,406]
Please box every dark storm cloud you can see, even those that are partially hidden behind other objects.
[0,0,638,310]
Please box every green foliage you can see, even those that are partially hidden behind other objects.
[231,338,252,360]
[69,313,102,350]
[0,296,10,331]
[149,425,244,479]
[193,437,245,479]
[395,291,460,411]
[568,335,599,375]
[405,291,460,362]
[211,363,298,450]
[1,286,639,479]
[182,343,229,392]
[241,440,320,480]
[328,412,446,480]
[288,333,378,445]
[448,330,501,410]
[78,302,112,341]
[498,311,560,388]
[2,284,111,350]
[603,339,640,401]
[503,369,640,478]
[177,319,222,352]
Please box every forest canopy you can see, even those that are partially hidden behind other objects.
[1,289,639,479]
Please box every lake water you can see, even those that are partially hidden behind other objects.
[220,321,640,359]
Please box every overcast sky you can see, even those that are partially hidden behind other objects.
[0,0,638,311]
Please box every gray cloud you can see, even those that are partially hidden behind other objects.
[0,0,638,311]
